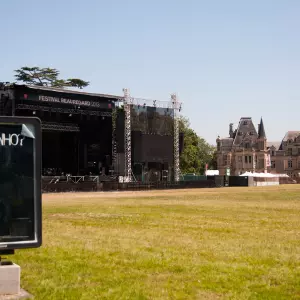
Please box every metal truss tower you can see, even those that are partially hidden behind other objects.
[123,88,133,181]
[171,93,181,182]
[111,105,118,177]
[122,89,182,183]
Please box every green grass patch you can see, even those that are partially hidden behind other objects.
[13,186,300,299]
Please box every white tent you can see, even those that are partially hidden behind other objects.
[205,170,219,176]
[239,172,288,178]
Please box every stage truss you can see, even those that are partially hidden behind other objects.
[41,122,80,132]
[120,89,182,182]
[123,88,133,181]
[111,106,118,177]
[171,93,181,182]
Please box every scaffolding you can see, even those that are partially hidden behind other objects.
[122,89,182,182]
[123,88,133,181]
[171,93,181,182]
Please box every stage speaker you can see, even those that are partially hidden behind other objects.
[116,110,125,153]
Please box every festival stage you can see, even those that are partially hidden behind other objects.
[0,83,183,190]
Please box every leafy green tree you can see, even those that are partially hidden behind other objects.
[14,67,89,89]
[179,117,216,174]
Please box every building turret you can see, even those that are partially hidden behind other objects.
[257,117,267,150]
[216,135,221,151]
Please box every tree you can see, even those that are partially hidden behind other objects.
[179,116,216,174]
[14,67,89,89]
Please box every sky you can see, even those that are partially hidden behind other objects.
[1,0,299,144]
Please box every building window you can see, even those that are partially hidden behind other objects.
[249,156,252,163]
[245,156,248,163]
[245,142,250,149]
[243,121,248,125]
[287,148,292,155]
[217,142,220,151]
[223,154,227,165]
[288,160,293,168]
[271,161,275,169]
[271,150,275,156]
[298,148,300,155]
[238,156,242,162]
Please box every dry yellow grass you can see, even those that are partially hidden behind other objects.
[14,185,300,299]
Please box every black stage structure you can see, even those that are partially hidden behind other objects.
[0,83,184,191]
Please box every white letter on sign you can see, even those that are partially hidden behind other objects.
[0,133,10,146]
[0,133,25,146]
[10,134,19,146]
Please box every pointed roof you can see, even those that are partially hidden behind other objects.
[258,117,266,139]
[278,131,300,150]
[233,117,258,146]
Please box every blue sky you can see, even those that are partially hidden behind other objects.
[1,0,299,144]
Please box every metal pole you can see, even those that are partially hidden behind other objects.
[123,88,132,182]
[171,93,180,182]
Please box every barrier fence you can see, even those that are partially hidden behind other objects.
[42,177,217,193]
[41,175,298,193]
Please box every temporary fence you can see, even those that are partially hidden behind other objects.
[42,178,217,193]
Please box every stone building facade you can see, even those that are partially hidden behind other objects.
[269,131,300,177]
[216,117,270,175]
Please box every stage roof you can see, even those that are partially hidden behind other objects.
[10,84,123,101]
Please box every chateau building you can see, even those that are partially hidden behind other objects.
[269,131,300,177]
[216,117,270,175]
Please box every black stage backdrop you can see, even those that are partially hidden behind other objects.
[132,132,173,163]
[131,105,174,163]
[131,105,174,135]
[116,109,125,153]
[116,105,184,164]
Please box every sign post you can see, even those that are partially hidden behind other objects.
[0,116,42,296]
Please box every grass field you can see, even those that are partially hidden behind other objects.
[14,185,300,300]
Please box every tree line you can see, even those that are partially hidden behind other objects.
[179,117,217,174]
[13,66,217,174]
